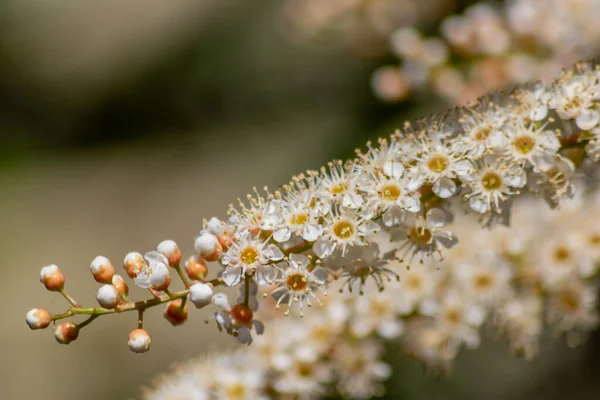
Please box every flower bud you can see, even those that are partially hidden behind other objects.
[157,240,182,267]
[194,232,222,261]
[26,308,51,330]
[96,284,119,309]
[55,322,79,344]
[217,234,234,251]
[40,264,65,291]
[189,282,214,309]
[231,303,254,327]
[112,274,129,297]
[90,256,115,284]
[164,299,188,326]
[184,255,208,281]
[124,252,144,279]
[128,328,151,353]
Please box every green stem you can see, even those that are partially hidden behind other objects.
[76,315,98,330]
[59,288,81,308]
[173,264,191,288]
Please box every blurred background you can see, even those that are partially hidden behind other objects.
[2,0,600,399]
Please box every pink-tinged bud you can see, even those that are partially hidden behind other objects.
[90,256,115,284]
[189,282,214,309]
[217,234,234,251]
[157,240,182,267]
[112,274,129,297]
[26,308,51,330]
[123,252,144,279]
[194,232,222,261]
[152,274,171,292]
[55,322,79,344]
[184,255,208,281]
[128,329,151,353]
[164,299,188,326]
[96,284,119,309]
[40,264,65,291]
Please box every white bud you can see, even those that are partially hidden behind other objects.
[40,264,64,291]
[90,256,115,284]
[194,231,222,261]
[157,240,181,266]
[26,308,51,330]
[128,329,151,353]
[96,285,119,309]
[189,282,214,309]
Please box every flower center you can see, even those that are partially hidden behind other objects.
[286,273,308,291]
[554,246,570,262]
[427,154,449,173]
[333,220,356,239]
[445,309,462,325]
[240,247,259,264]
[226,384,246,398]
[379,183,401,201]
[514,135,536,155]
[298,363,314,378]
[589,234,600,246]
[473,126,491,142]
[405,274,422,290]
[409,227,432,245]
[481,171,503,191]
[474,273,493,290]
[558,291,580,313]
[290,213,308,225]
[330,182,348,195]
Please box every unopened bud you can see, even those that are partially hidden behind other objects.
[26,308,51,330]
[217,234,234,251]
[184,255,208,281]
[157,240,182,267]
[231,303,254,327]
[55,322,79,344]
[124,252,144,279]
[90,256,115,284]
[194,232,222,261]
[189,282,214,309]
[40,264,65,291]
[112,274,129,297]
[164,299,188,326]
[96,284,119,309]
[128,329,151,353]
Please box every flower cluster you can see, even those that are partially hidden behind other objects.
[26,62,600,354]
[141,189,600,399]
[372,0,600,104]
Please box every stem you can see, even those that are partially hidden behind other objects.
[244,275,251,306]
[76,315,98,330]
[59,288,81,307]
[164,288,175,298]
[179,296,187,311]
[138,309,144,329]
[173,264,191,288]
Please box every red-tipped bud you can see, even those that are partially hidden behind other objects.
[112,274,129,297]
[164,299,188,326]
[194,232,222,262]
[157,240,182,267]
[55,322,79,344]
[217,234,234,251]
[123,252,144,279]
[96,284,119,309]
[184,255,208,281]
[231,303,253,327]
[26,308,51,330]
[40,264,65,292]
[90,256,115,284]
[151,274,171,292]
[128,329,151,353]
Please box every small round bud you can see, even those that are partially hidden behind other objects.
[231,303,253,326]
[184,255,208,281]
[128,329,151,353]
[124,252,144,279]
[90,256,115,284]
[96,284,119,309]
[217,234,234,251]
[26,308,51,330]
[112,274,129,297]
[40,264,65,291]
[55,322,79,344]
[164,299,188,326]
[189,282,214,309]
[157,240,182,267]
[194,232,222,262]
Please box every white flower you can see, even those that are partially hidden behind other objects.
[461,155,526,214]
[549,70,600,126]
[272,196,323,243]
[490,118,560,171]
[318,161,363,209]
[361,172,421,227]
[408,137,474,198]
[270,254,329,316]
[547,279,599,340]
[314,208,379,258]
[221,231,284,286]
[134,251,171,290]
[349,283,405,339]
